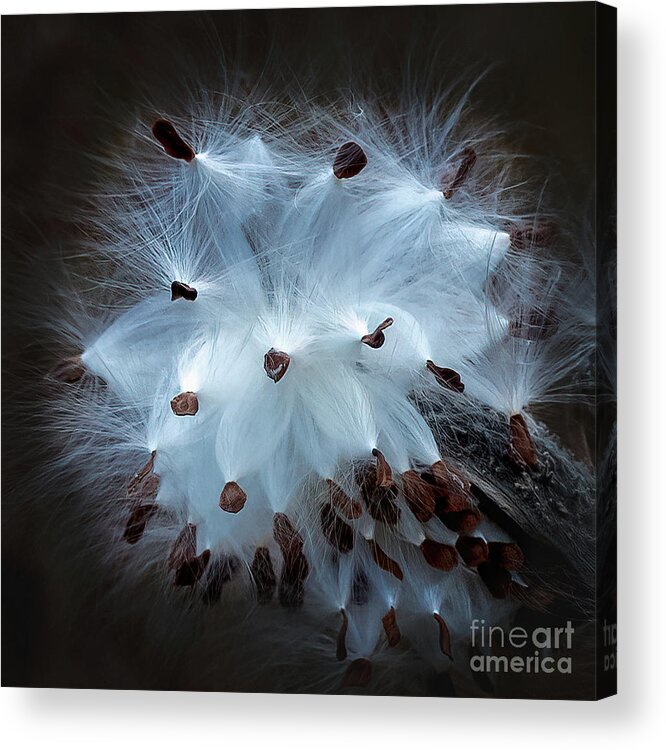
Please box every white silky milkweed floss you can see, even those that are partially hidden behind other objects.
[49,82,592,691]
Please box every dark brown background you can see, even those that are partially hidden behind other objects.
[2,4,597,690]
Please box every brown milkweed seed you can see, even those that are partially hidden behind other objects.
[382,607,401,647]
[219,481,247,513]
[372,448,393,488]
[202,555,238,605]
[52,355,85,383]
[428,460,470,512]
[170,391,199,416]
[433,612,453,659]
[426,360,465,392]
[174,549,211,586]
[361,317,393,349]
[327,479,363,520]
[333,141,368,179]
[250,547,277,604]
[336,609,348,661]
[168,523,197,570]
[128,451,160,500]
[152,119,195,162]
[438,508,481,535]
[488,541,525,570]
[441,147,477,200]
[402,470,436,521]
[123,503,157,544]
[320,503,354,553]
[263,348,291,383]
[420,539,458,571]
[170,281,198,301]
[455,536,489,567]
[367,540,403,580]
[508,413,538,470]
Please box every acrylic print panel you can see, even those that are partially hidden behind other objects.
[1,3,616,699]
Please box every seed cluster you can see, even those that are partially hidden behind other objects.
[55,108,564,690]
